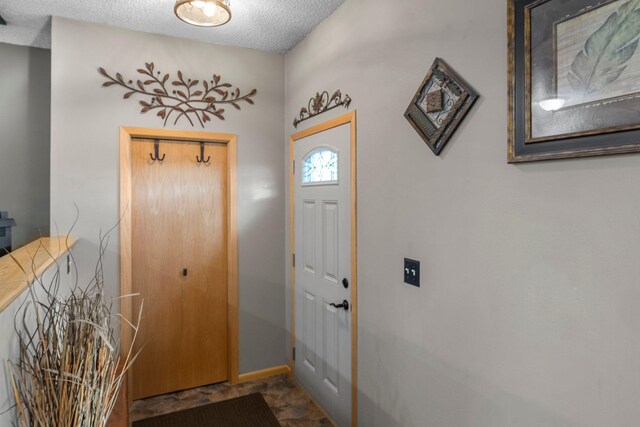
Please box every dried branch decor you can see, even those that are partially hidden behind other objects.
[293,90,352,128]
[99,62,257,128]
[7,231,141,427]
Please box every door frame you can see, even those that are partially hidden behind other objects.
[289,111,357,427]
[119,127,240,401]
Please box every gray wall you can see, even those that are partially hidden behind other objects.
[285,0,640,425]
[0,43,50,248]
[50,18,287,374]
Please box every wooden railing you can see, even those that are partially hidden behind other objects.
[0,236,77,311]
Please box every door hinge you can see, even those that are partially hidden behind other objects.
[293,347,296,361]
[292,253,296,267]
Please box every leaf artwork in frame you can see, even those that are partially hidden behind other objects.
[99,62,257,128]
[568,0,640,98]
[508,0,640,162]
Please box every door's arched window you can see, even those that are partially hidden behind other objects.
[302,148,338,185]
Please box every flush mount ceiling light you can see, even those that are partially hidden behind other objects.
[174,0,231,27]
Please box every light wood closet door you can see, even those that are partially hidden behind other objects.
[131,139,228,400]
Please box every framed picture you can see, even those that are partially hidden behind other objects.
[405,58,479,155]
[509,0,640,162]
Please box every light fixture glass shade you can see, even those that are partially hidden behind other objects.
[175,0,231,27]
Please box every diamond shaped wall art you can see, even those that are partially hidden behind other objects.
[404,58,479,155]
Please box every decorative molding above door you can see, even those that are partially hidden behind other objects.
[293,90,352,128]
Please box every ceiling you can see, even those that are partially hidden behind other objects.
[0,0,345,53]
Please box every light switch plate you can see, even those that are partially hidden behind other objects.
[404,258,420,287]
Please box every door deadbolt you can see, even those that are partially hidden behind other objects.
[342,278,349,289]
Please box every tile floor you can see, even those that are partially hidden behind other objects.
[130,374,333,426]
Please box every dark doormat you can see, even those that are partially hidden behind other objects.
[132,392,281,427]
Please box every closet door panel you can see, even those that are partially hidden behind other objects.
[131,139,229,399]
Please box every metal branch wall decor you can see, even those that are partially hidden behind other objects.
[98,62,257,128]
[293,90,352,128]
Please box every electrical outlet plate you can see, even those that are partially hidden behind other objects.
[404,258,420,287]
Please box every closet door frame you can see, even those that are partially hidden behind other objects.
[119,127,239,404]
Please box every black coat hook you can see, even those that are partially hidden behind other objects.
[150,140,166,162]
[196,142,211,164]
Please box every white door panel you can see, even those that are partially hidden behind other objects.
[323,201,339,283]
[323,301,339,393]
[303,200,317,274]
[294,123,351,427]
[303,290,317,372]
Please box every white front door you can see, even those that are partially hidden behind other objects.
[294,123,352,427]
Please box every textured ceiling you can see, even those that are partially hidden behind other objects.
[0,0,345,52]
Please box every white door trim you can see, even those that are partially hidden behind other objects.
[289,111,357,427]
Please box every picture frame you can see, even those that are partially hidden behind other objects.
[404,58,479,156]
[509,0,640,162]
